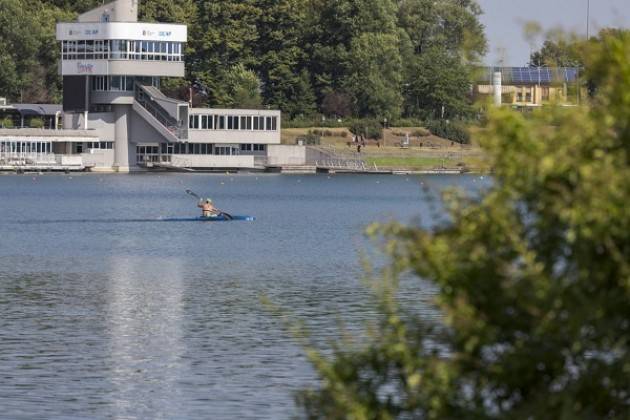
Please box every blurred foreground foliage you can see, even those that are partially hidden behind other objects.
[296,32,630,419]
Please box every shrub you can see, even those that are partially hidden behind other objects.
[297,132,321,145]
[349,119,383,140]
[29,118,44,129]
[1,117,14,128]
[412,128,431,137]
[389,117,424,127]
[425,119,470,144]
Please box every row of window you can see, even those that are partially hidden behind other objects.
[0,141,52,154]
[135,143,268,155]
[91,76,160,92]
[189,115,278,132]
[73,142,114,154]
[62,40,184,62]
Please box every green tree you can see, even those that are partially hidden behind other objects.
[223,64,262,109]
[530,37,582,67]
[297,32,630,419]
[344,32,403,119]
[398,0,486,119]
[0,0,42,101]
[302,0,400,113]
[139,0,196,23]
[189,0,261,106]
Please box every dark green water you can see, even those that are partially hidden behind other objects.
[0,173,487,419]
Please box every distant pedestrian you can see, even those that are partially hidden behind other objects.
[376,140,380,148]
[357,144,361,153]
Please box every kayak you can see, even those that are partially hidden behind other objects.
[162,215,255,222]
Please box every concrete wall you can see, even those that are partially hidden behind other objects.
[61,60,185,78]
[170,154,255,169]
[88,112,116,140]
[81,149,115,168]
[267,145,306,166]
[189,130,279,144]
[91,91,134,105]
[78,0,138,23]
[130,103,176,143]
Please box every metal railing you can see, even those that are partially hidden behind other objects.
[315,159,367,171]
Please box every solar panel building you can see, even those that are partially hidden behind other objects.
[475,67,582,107]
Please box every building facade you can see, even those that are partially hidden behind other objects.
[1,0,284,172]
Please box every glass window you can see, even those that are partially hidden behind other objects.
[201,115,208,129]
[240,116,247,130]
[271,116,277,131]
[253,116,259,130]
[111,76,122,91]
[218,116,225,130]
[194,144,200,154]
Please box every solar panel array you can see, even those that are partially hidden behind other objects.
[479,67,579,85]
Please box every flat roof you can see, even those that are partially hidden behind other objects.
[1,104,62,116]
[0,128,99,142]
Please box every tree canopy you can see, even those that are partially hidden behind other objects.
[0,0,486,121]
[297,31,630,419]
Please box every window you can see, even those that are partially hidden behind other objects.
[246,116,252,130]
[216,115,225,130]
[201,115,208,129]
[240,116,247,130]
[253,144,266,151]
[253,117,259,130]
[227,116,239,130]
[240,144,252,151]
[111,76,122,91]
[271,116,277,131]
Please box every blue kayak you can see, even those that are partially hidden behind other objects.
[162,215,255,222]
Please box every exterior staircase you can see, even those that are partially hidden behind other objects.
[133,84,189,143]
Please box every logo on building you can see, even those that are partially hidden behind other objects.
[77,63,95,74]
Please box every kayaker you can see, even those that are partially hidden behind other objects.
[198,198,218,218]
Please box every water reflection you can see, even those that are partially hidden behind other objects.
[106,256,187,419]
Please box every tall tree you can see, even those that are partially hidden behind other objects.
[188,0,261,106]
[398,0,486,118]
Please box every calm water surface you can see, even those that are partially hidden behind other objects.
[0,173,485,419]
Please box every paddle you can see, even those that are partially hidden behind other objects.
[185,189,233,220]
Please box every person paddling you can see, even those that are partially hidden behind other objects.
[198,198,218,218]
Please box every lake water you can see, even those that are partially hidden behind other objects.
[0,173,485,419]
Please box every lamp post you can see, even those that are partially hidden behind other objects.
[586,0,590,39]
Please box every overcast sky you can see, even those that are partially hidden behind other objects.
[477,0,630,66]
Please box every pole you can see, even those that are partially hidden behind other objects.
[586,0,590,39]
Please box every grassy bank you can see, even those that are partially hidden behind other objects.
[282,126,490,171]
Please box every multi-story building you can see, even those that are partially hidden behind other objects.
[1,0,288,172]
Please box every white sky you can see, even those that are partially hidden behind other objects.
[477,0,630,66]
